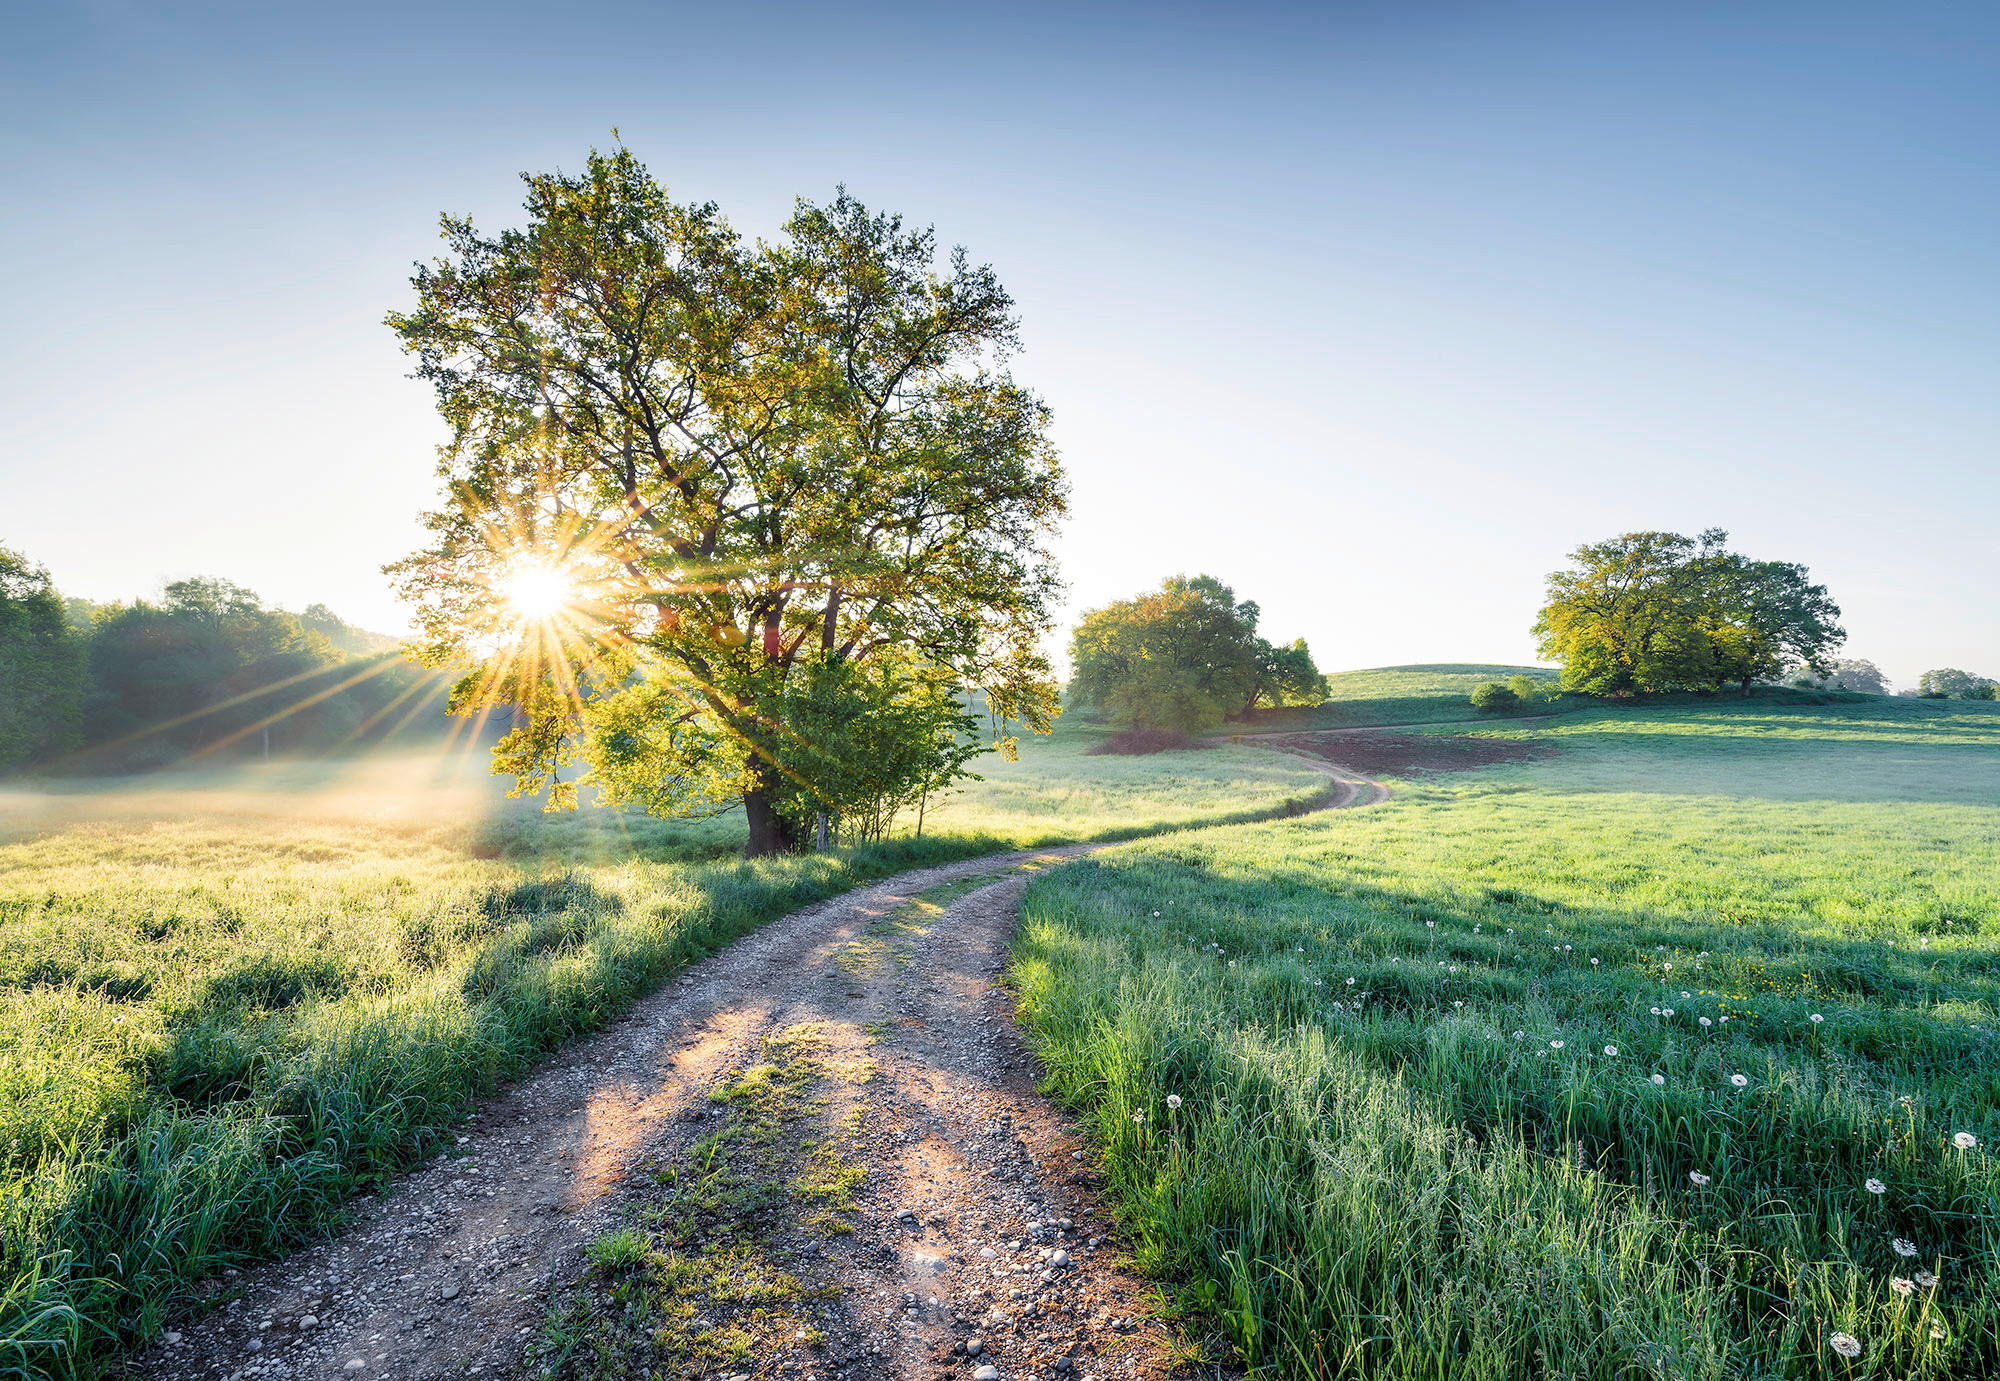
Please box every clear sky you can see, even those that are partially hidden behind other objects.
[4,2,1995,688]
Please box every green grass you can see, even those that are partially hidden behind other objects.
[0,724,1329,1376]
[1240,662,1565,732]
[1012,697,2000,1379]
[923,714,1335,840]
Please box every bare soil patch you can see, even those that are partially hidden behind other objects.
[1266,732,1549,776]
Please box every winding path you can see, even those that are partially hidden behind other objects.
[140,759,1383,1381]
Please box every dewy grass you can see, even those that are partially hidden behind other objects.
[0,727,1332,1376]
[1012,699,2000,1380]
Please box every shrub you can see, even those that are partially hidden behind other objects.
[1469,682,1521,713]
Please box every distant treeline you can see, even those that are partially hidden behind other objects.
[0,544,447,774]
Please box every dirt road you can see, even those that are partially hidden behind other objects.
[138,762,1381,1381]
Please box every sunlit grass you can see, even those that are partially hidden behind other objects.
[1013,699,2000,1379]
[0,722,1330,1374]
[1241,662,1564,731]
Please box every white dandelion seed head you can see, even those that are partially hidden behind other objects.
[1453,1000,1463,1008]
[1346,977,1356,986]
[1590,958,1600,965]
[1953,1131,1979,1150]
[1165,1094,1182,1111]
[1132,1110,1146,1122]
[1730,1073,1748,1088]
[1830,1333,1861,1358]
[1689,1171,1711,1186]
[1426,920,1435,928]
[1151,911,1160,918]
[1865,1178,1887,1194]
[1513,1030,1523,1040]
[1893,1237,1917,1257]
[1700,1017,1712,1027]
[1811,1014,1824,1023]
[1651,1074,1666,1086]
[1604,1045,1618,1056]
[1916,1270,1938,1288]
[1930,1320,1947,1340]
[1550,1040,1564,1050]
[1651,1007,1662,1016]
[1664,1008,1676,1017]
[1890,1276,1916,1297]
[1681,991,1691,999]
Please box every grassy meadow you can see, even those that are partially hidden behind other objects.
[0,723,1330,1375]
[1239,662,1565,732]
[1013,696,2000,1379]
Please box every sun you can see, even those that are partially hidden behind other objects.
[501,564,573,622]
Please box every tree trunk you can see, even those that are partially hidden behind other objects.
[1741,678,1753,697]
[744,781,798,857]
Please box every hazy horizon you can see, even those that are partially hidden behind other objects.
[6,1,1995,691]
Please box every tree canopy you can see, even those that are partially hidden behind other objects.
[1067,575,1323,735]
[1917,668,1996,699]
[0,545,88,771]
[386,146,1067,853]
[1534,530,1843,697]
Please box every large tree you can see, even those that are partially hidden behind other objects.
[1535,530,1843,696]
[1068,574,1321,733]
[386,148,1066,854]
[0,545,88,771]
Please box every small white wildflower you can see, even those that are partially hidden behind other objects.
[1651,1073,1666,1086]
[1604,1045,1618,1056]
[1663,1008,1675,1017]
[1550,1040,1564,1050]
[1890,1276,1916,1297]
[1453,1000,1464,1008]
[1346,977,1356,986]
[1865,1179,1886,1194]
[1810,1013,1824,1023]
[1688,1171,1711,1186]
[1830,1333,1861,1358]
[1651,1007,1662,1016]
[1730,1072,1748,1087]
[1151,910,1160,917]
[1893,1237,1917,1257]
[1426,920,1435,928]
[1590,957,1599,966]
[1700,1017,1712,1027]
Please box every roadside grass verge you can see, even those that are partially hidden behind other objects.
[1011,702,2000,1379]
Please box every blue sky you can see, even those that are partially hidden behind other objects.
[3,2,1994,687]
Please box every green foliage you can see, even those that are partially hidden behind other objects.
[1535,529,1844,697]
[1468,680,1521,713]
[1067,575,1321,734]
[1014,699,2000,1378]
[1919,669,1996,700]
[1504,673,1541,702]
[0,546,87,771]
[386,144,1067,854]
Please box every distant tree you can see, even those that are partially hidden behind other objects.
[0,545,89,770]
[1803,658,1888,695]
[1068,575,1320,734]
[1918,668,1996,699]
[1470,680,1522,713]
[386,146,1064,855]
[1505,674,1543,703]
[1535,529,1843,697]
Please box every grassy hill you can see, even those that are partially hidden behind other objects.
[1237,662,1563,732]
[1014,696,2000,1378]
